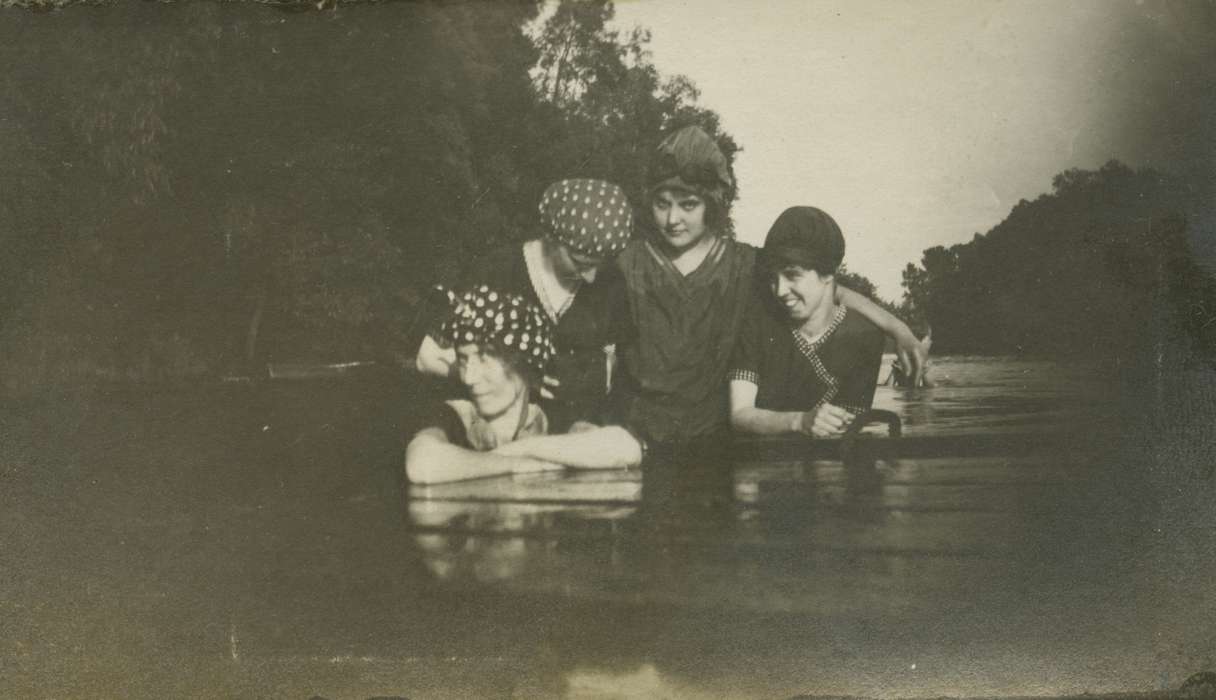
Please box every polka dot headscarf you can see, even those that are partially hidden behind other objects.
[437,285,556,374]
[538,178,633,257]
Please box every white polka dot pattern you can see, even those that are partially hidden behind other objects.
[538,178,632,257]
[436,284,556,373]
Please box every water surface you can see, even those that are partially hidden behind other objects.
[4,358,1214,698]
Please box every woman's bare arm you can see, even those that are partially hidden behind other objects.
[835,286,927,386]
[730,381,853,437]
[493,426,643,469]
[730,381,802,435]
[405,428,562,485]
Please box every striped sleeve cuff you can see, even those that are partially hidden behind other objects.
[728,369,758,384]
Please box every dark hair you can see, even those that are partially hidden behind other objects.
[703,196,730,232]
[760,206,845,277]
[760,247,839,278]
[646,186,733,237]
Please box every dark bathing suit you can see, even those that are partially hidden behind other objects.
[612,236,758,444]
[729,300,885,416]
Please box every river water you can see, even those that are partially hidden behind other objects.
[4,357,1214,698]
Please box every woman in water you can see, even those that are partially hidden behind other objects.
[413,178,634,432]
[612,125,926,444]
[406,285,643,485]
[729,206,886,437]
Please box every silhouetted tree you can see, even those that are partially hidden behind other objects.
[898,160,1213,365]
[529,0,741,233]
[0,0,739,393]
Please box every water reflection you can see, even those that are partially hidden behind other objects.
[873,355,1111,435]
[9,359,1204,698]
[410,500,538,582]
[394,358,1186,696]
[405,449,750,602]
[403,427,1057,614]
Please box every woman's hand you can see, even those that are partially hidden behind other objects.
[893,329,929,387]
[797,403,854,438]
[539,374,560,401]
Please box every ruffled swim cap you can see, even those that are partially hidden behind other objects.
[648,126,734,207]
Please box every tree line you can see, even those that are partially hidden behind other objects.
[2,2,1209,396]
[896,160,1214,367]
[0,1,735,394]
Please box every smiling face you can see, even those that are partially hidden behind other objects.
[651,188,710,252]
[772,264,835,324]
[455,343,527,419]
[551,242,606,285]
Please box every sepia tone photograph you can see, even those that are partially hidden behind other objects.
[3,1,1215,698]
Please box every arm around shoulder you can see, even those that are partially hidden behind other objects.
[836,285,927,385]
[836,286,904,336]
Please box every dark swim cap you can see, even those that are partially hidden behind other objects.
[649,126,733,207]
[761,206,845,275]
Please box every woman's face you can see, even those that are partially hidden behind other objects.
[455,343,527,419]
[651,188,710,252]
[772,265,834,323]
[553,243,605,285]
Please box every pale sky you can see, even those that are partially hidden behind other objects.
[611,0,1202,299]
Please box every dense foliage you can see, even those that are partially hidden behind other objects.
[897,161,1214,365]
[1,2,1209,396]
[0,1,736,393]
